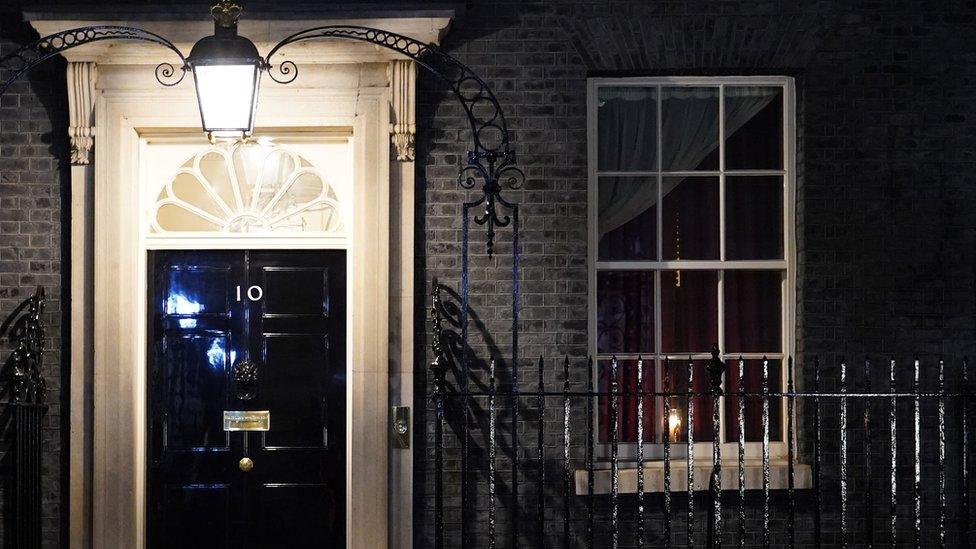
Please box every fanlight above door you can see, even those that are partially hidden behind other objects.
[151,142,345,235]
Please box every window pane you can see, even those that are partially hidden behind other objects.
[724,270,783,354]
[597,359,656,443]
[598,177,657,260]
[661,87,719,171]
[661,359,715,442]
[726,176,784,260]
[725,87,784,170]
[662,176,719,260]
[597,271,655,354]
[724,359,783,442]
[661,270,717,353]
[597,87,657,171]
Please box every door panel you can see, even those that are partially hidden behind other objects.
[160,333,231,450]
[261,334,331,448]
[161,484,231,547]
[255,484,335,547]
[148,250,346,548]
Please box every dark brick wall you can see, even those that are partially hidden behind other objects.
[0,11,69,549]
[1,0,975,547]
[416,0,976,547]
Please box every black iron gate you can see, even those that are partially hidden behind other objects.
[2,288,47,549]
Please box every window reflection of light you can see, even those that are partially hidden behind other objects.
[166,293,203,315]
[179,319,198,329]
[206,339,225,371]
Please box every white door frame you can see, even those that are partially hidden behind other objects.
[89,68,393,548]
[25,13,443,546]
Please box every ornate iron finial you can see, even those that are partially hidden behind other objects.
[706,343,724,395]
[4,288,47,404]
[459,148,524,258]
[210,1,243,28]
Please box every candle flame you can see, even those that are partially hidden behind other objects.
[668,409,682,442]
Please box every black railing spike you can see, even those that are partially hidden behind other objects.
[913,358,922,549]
[761,356,771,549]
[687,355,696,547]
[586,356,595,549]
[707,347,723,548]
[889,358,898,549]
[422,347,974,546]
[840,359,849,548]
[488,356,497,549]
[938,358,947,549]
[737,357,746,549]
[963,357,971,548]
[536,355,545,544]
[863,356,874,549]
[959,356,971,547]
[610,355,620,549]
[636,355,646,547]
[562,355,571,548]
[707,343,724,394]
[787,356,796,549]
[663,357,673,549]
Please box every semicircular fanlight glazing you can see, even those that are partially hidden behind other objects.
[151,142,345,236]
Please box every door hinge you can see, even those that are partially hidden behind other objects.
[391,406,410,449]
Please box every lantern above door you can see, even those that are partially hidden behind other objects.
[185,1,263,140]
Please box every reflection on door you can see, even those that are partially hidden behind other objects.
[147,250,346,548]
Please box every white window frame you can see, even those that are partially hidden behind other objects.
[586,76,797,463]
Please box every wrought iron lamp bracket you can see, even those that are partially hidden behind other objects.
[0,25,189,96]
[264,25,524,256]
[1,23,522,255]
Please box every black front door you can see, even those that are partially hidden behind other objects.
[147,250,346,548]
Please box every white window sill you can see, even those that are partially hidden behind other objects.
[575,461,813,495]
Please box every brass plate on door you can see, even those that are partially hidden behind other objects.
[223,410,270,431]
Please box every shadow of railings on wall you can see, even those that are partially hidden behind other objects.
[426,283,974,548]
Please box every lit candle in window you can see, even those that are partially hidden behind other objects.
[668,408,682,442]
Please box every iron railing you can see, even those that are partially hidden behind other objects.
[427,290,974,548]
[1,288,47,549]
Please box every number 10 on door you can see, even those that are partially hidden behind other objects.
[236,285,263,302]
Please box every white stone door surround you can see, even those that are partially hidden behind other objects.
[25,9,450,548]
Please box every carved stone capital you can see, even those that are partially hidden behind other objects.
[67,62,97,165]
[388,59,416,162]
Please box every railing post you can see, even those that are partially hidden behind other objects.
[706,345,725,549]
[4,288,47,549]
[428,280,448,549]
[663,358,673,549]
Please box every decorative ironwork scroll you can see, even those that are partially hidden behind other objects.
[1,287,47,549]
[264,26,524,256]
[2,287,47,404]
[1,23,522,256]
[0,25,188,96]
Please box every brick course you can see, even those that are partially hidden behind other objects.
[0,0,975,546]
[0,10,68,548]
[417,0,976,547]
